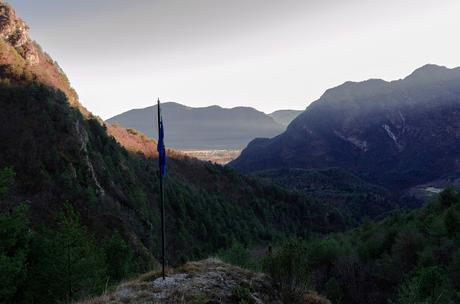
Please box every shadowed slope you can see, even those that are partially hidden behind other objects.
[231,65,460,192]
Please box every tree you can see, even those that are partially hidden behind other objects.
[103,232,135,282]
[0,167,14,198]
[0,203,30,303]
[30,203,107,303]
[439,188,458,208]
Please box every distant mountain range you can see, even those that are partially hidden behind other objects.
[106,103,301,149]
[231,64,460,193]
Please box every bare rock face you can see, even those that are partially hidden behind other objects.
[0,2,39,64]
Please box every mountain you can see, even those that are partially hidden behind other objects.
[0,3,343,303]
[2,2,456,303]
[107,103,290,149]
[231,65,460,193]
[269,109,303,126]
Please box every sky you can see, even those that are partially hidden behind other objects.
[7,0,460,119]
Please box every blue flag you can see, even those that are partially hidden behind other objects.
[157,116,166,177]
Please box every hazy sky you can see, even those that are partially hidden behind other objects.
[8,0,460,119]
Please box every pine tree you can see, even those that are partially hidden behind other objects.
[30,203,107,303]
[0,203,30,303]
[103,232,134,282]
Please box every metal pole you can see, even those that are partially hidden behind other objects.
[157,99,166,280]
[159,172,165,280]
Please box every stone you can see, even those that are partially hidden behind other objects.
[0,3,39,64]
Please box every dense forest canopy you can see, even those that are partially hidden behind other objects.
[262,189,460,304]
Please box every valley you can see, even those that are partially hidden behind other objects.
[181,149,241,164]
[0,1,459,304]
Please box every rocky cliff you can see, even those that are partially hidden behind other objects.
[0,1,87,114]
[0,2,39,64]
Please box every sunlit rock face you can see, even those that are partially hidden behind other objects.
[0,2,39,64]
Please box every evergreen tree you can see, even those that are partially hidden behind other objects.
[30,203,107,303]
[0,167,14,198]
[0,203,30,303]
[103,232,135,282]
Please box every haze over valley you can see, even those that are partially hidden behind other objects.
[1,1,460,304]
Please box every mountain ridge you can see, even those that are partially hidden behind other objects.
[107,102,300,150]
[231,64,460,193]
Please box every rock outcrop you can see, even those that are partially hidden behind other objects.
[0,2,38,64]
[80,259,285,304]
[0,1,87,114]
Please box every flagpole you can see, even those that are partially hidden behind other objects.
[157,98,166,280]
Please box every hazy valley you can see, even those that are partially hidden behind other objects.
[0,1,460,304]
[106,103,301,163]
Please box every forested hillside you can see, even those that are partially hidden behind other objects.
[264,189,460,303]
[0,3,343,303]
[256,168,399,221]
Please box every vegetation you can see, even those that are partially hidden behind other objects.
[0,20,344,299]
[0,168,136,303]
[218,243,256,270]
[0,202,30,301]
[263,189,460,304]
[28,204,109,303]
[1,6,457,303]
[0,81,342,302]
[256,168,401,222]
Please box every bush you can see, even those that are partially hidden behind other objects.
[263,240,310,302]
[218,243,254,269]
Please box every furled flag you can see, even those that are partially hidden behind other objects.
[157,106,166,177]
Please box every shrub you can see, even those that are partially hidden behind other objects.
[218,243,254,269]
[263,240,310,302]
